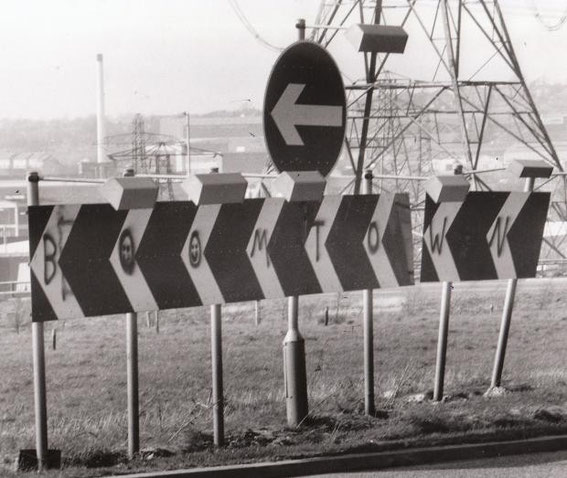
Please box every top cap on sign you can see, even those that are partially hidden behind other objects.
[264,41,346,177]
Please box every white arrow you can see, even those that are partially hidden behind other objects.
[181,204,224,305]
[271,83,343,146]
[305,195,343,292]
[486,192,530,279]
[109,208,158,312]
[246,198,285,299]
[363,193,399,288]
[30,204,84,319]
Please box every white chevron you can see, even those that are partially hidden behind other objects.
[486,192,530,279]
[109,208,157,312]
[181,204,224,305]
[305,195,343,292]
[423,200,462,281]
[246,198,285,300]
[363,192,399,288]
[29,205,84,319]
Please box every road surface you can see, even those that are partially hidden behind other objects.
[305,450,567,478]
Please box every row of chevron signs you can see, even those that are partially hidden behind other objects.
[28,190,550,322]
[28,194,413,321]
[421,191,550,282]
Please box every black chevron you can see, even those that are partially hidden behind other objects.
[382,194,414,286]
[268,201,321,297]
[508,192,549,278]
[446,192,507,281]
[206,199,264,303]
[59,204,132,317]
[137,202,202,309]
[326,195,379,290]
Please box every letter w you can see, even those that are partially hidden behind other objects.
[251,229,270,267]
[429,217,448,254]
[488,216,510,257]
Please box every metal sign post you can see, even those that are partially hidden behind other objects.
[490,179,532,390]
[433,280,452,401]
[211,303,224,446]
[28,171,48,470]
[363,170,375,415]
[490,160,553,390]
[424,174,470,403]
[282,19,309,428]
[208,167,224,446]
[126,310,139,457]
[123,167,140,458]
[284,295,308,425]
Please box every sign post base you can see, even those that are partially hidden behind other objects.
[16,449,61,471]
[283,297,308,427]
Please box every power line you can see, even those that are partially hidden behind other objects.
[528,0,567,31]
[227,0,284,52]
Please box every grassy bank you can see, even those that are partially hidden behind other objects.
[1,279,567,476]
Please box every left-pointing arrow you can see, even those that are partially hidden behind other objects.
[271,83,343,146]
[110,208,158,312]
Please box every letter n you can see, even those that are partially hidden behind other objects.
[488,216,510,257]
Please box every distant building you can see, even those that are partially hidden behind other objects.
[159,114,267,175]
[0,151,56,177]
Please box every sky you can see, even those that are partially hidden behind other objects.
[1,0,567,119]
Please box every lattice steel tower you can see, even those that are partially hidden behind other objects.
[312,0,565,259]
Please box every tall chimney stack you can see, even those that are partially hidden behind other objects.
[96,53,106,169]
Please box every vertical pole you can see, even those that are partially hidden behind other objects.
[126,312,139,457]
[433,281,452,401]
[14,202,20,237]
[432,166,463,402]
[28,171,48,470]
[208,166,224,446]
[255,301,260,326]
[490,176,534,388]
[296,18,306,40]
[211,304,224,446]
[353,2,382,195]
[283,17,309,428]
[284,296,308,425]
[185,112,191,176]
[363,170,375,415]
[123,167,139,458]
[96,53,106,179]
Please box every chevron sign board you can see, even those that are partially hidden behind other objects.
[420,191,550,282]
[28,194,413,321]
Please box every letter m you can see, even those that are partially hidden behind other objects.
[251,228,270,267]
[428,217,448,254]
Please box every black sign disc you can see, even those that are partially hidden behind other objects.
[264,41,346,177]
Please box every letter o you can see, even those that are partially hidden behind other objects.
[367,222,380,254]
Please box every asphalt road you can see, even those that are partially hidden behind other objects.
[305,451,567,478]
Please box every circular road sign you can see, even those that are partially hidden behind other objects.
[264,41,346,177]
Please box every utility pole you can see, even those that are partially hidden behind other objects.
[185,112,191,176]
